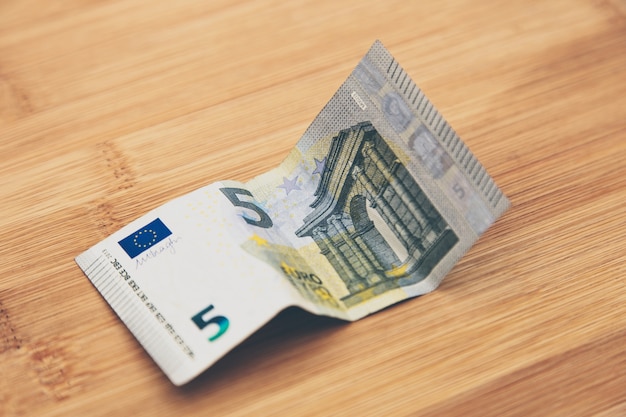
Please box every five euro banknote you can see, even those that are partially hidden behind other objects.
[75,40,509,385]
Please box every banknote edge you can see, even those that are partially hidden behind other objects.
[368,40,511,220]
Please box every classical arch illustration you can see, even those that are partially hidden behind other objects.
[295,122,458,306]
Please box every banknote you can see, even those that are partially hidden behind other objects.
[75,40,509,385]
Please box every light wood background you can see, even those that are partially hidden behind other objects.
[1,1,625,416]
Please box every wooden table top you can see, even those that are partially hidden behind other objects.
[1,1,625,416]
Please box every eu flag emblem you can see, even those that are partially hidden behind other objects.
[118,218,172,258]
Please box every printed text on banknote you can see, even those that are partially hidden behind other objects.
[75,41,509,385]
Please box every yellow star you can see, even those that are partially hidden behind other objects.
[280,261,295,276]
[250,234,268,246]
[388,263,409,278]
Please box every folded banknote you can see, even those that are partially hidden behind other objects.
[75,40,509,385]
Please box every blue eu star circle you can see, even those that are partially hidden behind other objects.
[133,228,158,248]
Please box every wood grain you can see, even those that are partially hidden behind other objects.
[1,0,625,416]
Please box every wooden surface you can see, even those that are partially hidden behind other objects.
[1,0,625,415]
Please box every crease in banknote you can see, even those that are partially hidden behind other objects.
[75,40,510,385]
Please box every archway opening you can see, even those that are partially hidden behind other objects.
[366,203,409,262]
[349,195,406,271]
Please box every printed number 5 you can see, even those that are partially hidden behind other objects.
[192,305,229,342]
[452,182,466,199]
[219,187,273,228]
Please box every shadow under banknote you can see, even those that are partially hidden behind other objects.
[176,307,346,394]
